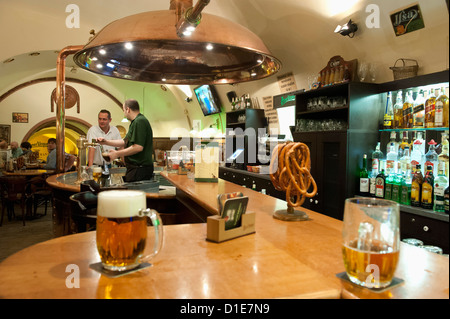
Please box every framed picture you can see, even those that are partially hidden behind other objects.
[12,112,28,123]
[0,124,11,143]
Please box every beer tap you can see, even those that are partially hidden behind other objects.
[76,135,100,183]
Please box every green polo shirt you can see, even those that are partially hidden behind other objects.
[124,113,153,167]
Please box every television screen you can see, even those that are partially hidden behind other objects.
[194,85,222,116]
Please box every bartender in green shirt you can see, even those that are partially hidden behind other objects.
[97,99,154,182]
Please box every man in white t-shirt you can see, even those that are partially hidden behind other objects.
[86,109,122,167]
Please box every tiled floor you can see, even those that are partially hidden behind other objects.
[0,204,54,263]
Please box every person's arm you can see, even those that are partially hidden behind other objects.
[87,147,95,167]
[107,144,143,161]
[97,137,126,149]
[43,151,56,169]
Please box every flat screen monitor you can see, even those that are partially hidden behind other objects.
[194,85,222,116]
[227,148,244,162]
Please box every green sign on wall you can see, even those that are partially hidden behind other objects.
[390,4,425,36]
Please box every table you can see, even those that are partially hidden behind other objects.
[0,173,448,299]
[2,169,54,177]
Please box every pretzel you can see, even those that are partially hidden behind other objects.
[270,141,317,208]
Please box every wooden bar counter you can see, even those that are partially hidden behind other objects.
[0,172,448,299]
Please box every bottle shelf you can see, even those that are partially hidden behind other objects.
[380,127,449,132]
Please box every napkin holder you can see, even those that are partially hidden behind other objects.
[206,212,256,243]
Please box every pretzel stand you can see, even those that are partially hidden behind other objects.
[269,141,317,221]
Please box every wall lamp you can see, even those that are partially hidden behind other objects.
[334,19,358,38]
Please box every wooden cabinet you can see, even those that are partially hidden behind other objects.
[225,109,267,169]
[293,82,380,220]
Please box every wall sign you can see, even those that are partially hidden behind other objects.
[277,72,298,93]
[390,4,425,36]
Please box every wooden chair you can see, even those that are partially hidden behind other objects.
[0,176,28,226]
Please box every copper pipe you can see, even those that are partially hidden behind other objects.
[55,45,83,173]
[170,0,192,23]
[189,0,210,20]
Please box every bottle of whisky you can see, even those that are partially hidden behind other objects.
[411,164,424,207]
[434,87,448,127]
[413,89,425,128]
[393,90,403,129]
[383,92,394,129]
[402,90,414,129]
[421,165,434,209]
[359,154,369,196]
[375,168,386,199]
[434,162,448,212]
[425,88,436,128]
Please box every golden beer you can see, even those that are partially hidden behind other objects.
[96,215,147,270]
[96,190,149,271]
[92,167,102,183]
[342,239,399,288]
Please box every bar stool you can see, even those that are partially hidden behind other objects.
[0,176,28,226]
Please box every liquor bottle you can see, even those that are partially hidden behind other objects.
[425,139,438,176]
[433,162,448,212]
[231,97,236,111]
[402,90,414,129]
[411,164,424,207]
[359,154,370,196]
[386,132,399,156]
[383,92,394,129]
[444,185,449,214]
[371,142,384,175]
[400,164,412,206]
[385,165,396,200]
[444,87,449,128]
[438,133,449,178]
[425,88,436,128]
[393,90,403,129]
[386,142,398,176]
[398,131,409,159]
[375,168,386,199]
[391,162,403,203]
[434,87,448,127]
[413,89,425,128]
[369,169,377,197]
[421,165,434,209]
[400,146,411,175]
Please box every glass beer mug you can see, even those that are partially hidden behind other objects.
[342,198,400,288]
[96,190,164,271]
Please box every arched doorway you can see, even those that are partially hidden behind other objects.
[22,116,91,161]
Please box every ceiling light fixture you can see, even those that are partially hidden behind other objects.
[73,0,281,84]
[334,19,358,38]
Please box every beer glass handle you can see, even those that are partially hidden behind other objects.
[138,208,164,262]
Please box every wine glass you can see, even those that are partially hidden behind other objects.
[358,62,368,82]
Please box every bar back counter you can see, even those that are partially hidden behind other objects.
[0,171,447,299]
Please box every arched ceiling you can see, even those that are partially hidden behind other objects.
[0,0,449,109]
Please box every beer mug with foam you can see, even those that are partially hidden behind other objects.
[96,190,164,271]
[342,197,400,288]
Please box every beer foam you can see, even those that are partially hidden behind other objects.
[97,190,147,218]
